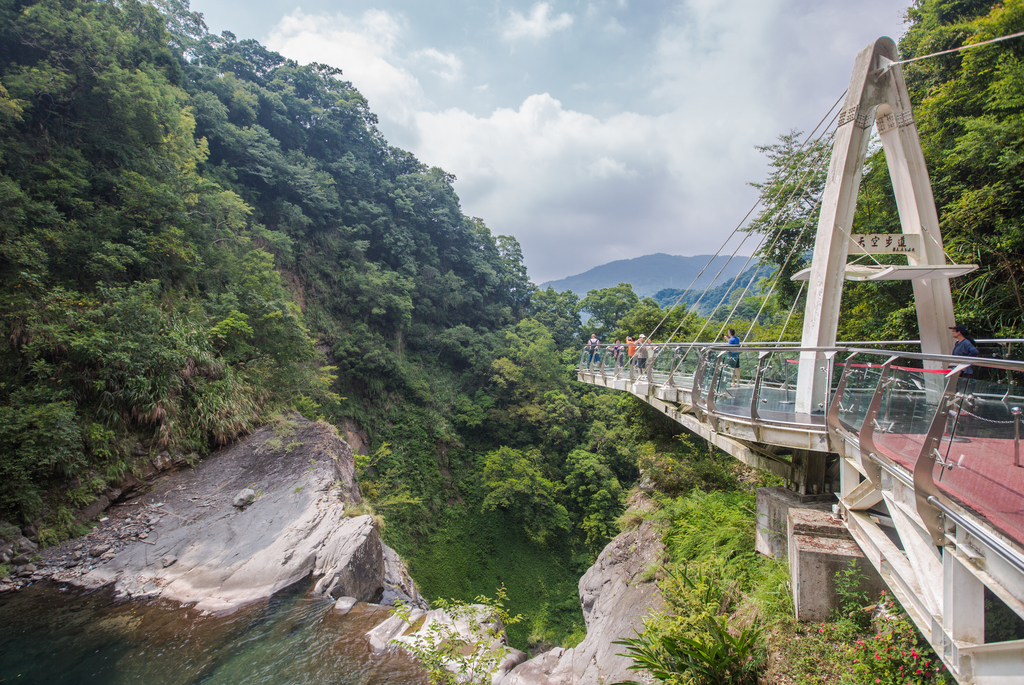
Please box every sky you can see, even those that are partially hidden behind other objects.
[189,0,909,284]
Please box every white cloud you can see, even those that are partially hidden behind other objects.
[502,3,574,42]
[266,9,426,127]
[415,48,463,82]
[413,94,759,283]
[256,0,908,283]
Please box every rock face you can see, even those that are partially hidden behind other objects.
[497,518,665,685]
[70,416,423,614]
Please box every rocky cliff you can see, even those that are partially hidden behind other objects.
[495,513,665,684]
[28,415,423,614]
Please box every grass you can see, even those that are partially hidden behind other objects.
[620,488,955,685]
[393,503,588,651]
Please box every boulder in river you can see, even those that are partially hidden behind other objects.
[72,416,424,614]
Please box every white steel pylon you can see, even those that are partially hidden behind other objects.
[795,37,964,414]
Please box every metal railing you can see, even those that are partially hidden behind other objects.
[579,341,1024,554]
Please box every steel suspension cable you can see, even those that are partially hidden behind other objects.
[705,113,841,343]
[715,123,840,342]
[740,112,845,341]
[647,90,848,350]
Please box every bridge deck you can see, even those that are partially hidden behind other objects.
[579,342,1024,684]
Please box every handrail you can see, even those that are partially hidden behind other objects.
[581,341,1024,372]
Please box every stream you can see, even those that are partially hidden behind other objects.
[0,578,428,685]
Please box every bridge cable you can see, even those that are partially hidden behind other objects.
[689,111,841,346]
[738,115,845,341]
[640,90,848,357]
[712,123,840,343]
[777,281,806,343]
[883,29,1024,70]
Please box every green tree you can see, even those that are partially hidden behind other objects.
[578,283,640,338]
[480,446,570,544]
[562,449,623,554]
[745,131,831,303]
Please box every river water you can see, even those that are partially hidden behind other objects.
[0,579,428,685]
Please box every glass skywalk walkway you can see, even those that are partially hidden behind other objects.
[578,341,1024,684]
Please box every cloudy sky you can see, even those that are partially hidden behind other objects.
[190,0,909,284]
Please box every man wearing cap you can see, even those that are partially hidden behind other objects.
[635,334,649,372]
[950,324,979,376]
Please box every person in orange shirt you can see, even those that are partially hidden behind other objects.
[626,336,636,364]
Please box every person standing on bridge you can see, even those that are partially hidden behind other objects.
[950,324,979,376]
[635,334,649,372]
[725,328,741,383]
[587,333,601,366]
[626,336,636,365]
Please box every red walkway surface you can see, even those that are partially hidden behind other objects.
[874,432,1024,548]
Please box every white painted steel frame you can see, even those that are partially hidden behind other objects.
[578,346,1024,684]
[796,37,962,414]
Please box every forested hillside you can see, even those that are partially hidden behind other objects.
[0,0,692,648]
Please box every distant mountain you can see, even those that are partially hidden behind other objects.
[540,253,753,298]
[653,263,772,317]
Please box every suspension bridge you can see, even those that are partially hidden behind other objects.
[576,38,1024,684]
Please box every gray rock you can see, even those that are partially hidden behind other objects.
[382,544,427,609]
[81,495,110,521]
[76,416,418,615]
[333,596,358,614]
[152,451,174,471]
[389,606,523,684]
[161,556,176,568]
[312,516,385,602]
[10,554,30,566]
[367,610,424,654]
[14,536,37,554]
[232,489,256,508]
[89,544,112,557]
[497,517,665,685]
[20,563,36,573]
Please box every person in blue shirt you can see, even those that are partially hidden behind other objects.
[725,328,741,383]
[950,324,979,376]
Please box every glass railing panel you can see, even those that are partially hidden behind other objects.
[600,343,628,376]
[671,347,702,389]
[582,344,606,373]
[695,351,717,407]
[755,350,800,420]
[713,350,758,417]
[647,344,675,384]
[871,359,944,472]
[832,354,890,434]
[934,378,1024,547]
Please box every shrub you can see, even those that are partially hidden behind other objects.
[616,614,764,685]
[392,587,521,685]
[848,593,953,685]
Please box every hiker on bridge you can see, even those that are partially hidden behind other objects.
[950,324,980,379]
[635,334,649,372]
[725,328,741,383]
[587,333,601,365]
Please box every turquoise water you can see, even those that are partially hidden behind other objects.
[0,580,428,685]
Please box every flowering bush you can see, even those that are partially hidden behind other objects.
[848,594,953,685]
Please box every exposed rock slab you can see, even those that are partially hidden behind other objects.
[498,518,665,685]
[70,416,422,614]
